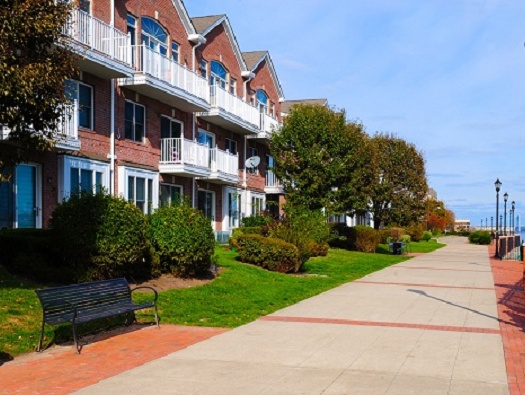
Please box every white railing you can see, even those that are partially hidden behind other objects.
[260,113,280,134]
[64,8,131,65]
[210,86,260,126]
[160,138,210,168]
[56,100,78,140]
[211,147,238,176]
[133,45,209,102]
[266,170,281,188]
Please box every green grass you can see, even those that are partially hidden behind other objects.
[376,239,445,254]
[0,246,413,359]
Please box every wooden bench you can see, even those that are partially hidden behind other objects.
[35,278,159,353]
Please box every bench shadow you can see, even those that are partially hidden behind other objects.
[0,351,14,366]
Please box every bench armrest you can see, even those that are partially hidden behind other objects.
[131,286,159,303]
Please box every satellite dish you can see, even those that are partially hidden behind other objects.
[245,156,260,168]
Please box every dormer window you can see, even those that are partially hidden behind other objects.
[257,89,268,114]
[210,61,227,90]
[141,17,168,55]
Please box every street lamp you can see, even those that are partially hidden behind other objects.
[512,201,515,235]
[504,192,508,236]
[491,216,493,232]
[495,179,501,258]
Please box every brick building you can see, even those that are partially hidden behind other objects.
[0,0,286,239]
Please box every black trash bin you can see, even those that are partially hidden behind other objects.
[392,242,402,255]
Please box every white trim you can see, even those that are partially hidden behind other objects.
[118,166,159,213]
[197,188,215,230]
[58,156,110,201]
[223,186,242,231]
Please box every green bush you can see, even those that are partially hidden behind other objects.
[236,234,301,273]
[378,228,392,244]
[148,203,215,277]
[349,226,381,253]
[241,215,273,227]
[421,231,433,242]
[469,230,491,245]
[400,234,411,243]
[0,229,75,283]
[50,191,158,282]
[407,223,425,242]
[328,223,352,249]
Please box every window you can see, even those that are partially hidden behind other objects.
[160,184,182,207]
[171,42,179,62]
[210,61,227,89]
[127,14,137,46]
[141,17,168,55]
[197,130,214,149]
[125,101,145,142]
[251,194,265,216]
[200,59,207,79]
[198,190,214,222]
[59,156,109,200]
[227,189,241,229]
[257,89,268,115]
[247,147,258,174]
[270,102,275,117]
[160,116,182,139]
[119,167,158,214]
[65,80,93,129]
[225,138,237,155]
[229,78,236,95]
[79,0,90,13]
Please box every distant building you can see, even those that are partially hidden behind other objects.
[426,188,437,200]
[454,219,470,231]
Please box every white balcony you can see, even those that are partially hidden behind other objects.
[209,148,239,184]
[64,8,133,78]
[197,86,260,135]
[159,138,211,177]
[0,102,80,151]
[265,170,284,194]
[159,138,239,184]
[118,45,210,113]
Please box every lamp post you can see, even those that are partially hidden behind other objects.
[504,192,508,236]
[491,216,493,232]
[486,218,488,231]
[512,201,515,235]
[495,179,501,258]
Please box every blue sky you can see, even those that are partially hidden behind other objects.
[184,0,525,229]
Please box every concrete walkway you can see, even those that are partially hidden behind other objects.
[73,237,510,395]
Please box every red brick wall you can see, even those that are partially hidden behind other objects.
[248,58,281,120]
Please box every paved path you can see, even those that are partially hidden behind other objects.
[70,237,511,394]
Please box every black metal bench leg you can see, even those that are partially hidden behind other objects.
[36,319,45,352]
[72,321,81,354]
[154,306,160,329]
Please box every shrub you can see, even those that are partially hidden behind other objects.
[400,234,411,243]
[407,223,425,242]
[148,203,215,277]
[241,215,273,227]
[348,226,381,253]
[50,191,158,282]
[378,228,392,244]
[469,230,491,245]
[421,231,433,242]
[389,227,405,242]
[304,240,329,257]
[236,234,301,273]
[328,223,352,249]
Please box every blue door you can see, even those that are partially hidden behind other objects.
[17,165,38,228]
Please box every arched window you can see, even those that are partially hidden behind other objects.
[256,89,268,113]
[210,61,227,89]
[141,17,168,55]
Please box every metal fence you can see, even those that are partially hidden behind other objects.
[497,235,522,261]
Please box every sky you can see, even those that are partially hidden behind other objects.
[184,0,525,229]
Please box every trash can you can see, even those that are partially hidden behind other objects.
[392,242,402,255]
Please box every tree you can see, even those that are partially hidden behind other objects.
[270,104,369,214]
[0,0,76,180]
[425,198,455,232]
[367,133,428,229]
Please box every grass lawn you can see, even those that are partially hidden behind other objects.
[376,239,445,254]
[1,246,413,359]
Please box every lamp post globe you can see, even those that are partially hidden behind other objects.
[504,192,508,236]
[495,179,501,258]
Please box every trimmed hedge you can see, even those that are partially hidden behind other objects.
[148,203,215,277]
[50,192,159,282]
[349,226,381,253]
[236,234,301,273]
[469,230,491,245]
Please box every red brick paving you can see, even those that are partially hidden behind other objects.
[260,315,502,334]
[488,244,525,395]
[0,324,228,395]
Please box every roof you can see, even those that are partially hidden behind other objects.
[190,15,225,34]
[242,51,285,99]
[280,99,328,114]
[173,0,198,35]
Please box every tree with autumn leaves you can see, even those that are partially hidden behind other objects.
[271,104,433,228]
[426,198,455,233]
[0,0,76,180]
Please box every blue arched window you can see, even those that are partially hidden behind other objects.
[141,17,168,55]
[256,89,268,113]
[210,61,227,89]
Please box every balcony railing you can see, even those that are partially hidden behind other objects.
[210,86,260,127]
[260,113,280,135]
[160,138,210,168]
[132,45,209,102]
[211,148,238,177]
[64,8,131,65]
[266,170,281,188]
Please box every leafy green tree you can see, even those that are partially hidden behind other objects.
[0,0,76,179]
[367,133,428,229]
[270,104,369,214]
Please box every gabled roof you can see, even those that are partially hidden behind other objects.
[190,15,247,73]
[242,50,285,100]
[281,99,328,115]
[173,0,198,36]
